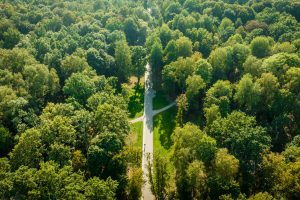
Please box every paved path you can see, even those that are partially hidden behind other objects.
[141,63,155,200]
[153,102,176,116]
[129,116,144,124]
[129,102,176,124]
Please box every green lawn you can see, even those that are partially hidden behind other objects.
[126,122,143,171]
[153,106,176,155]
[153,90,172,110]
[128,84,144,119]
[153,106,177,175]
[130,121,143,149]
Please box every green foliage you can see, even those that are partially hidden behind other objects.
[175,37,193,58]
[10,128,43,169]
[219,18,235,42]
[257,73,279,106]
[148,153,170,200]
[243,55,263,77]
[131,46,147,83]
[2,28,21,49]
[186,160,207,199]
[60,53,90,81]
[204,104,221,126]
[194,58,213,84]
[150,40,163,76]
[126,167,143,200]
[204,80,233,117]
[186,75,205,101]
[250,36,272,58]
[4,161,117,200]
[172,123,217,198]
[115,40,132,83]
[0,126,13,156]
[261,152,300,199]
[262,53,300,80]
[123,18,139,45]
[234,74,261,112]
[208,111,271,192]
[214,149,239,180]
[248,192,273,200]
[1,0,299,198]
[209,47,233,81]
[63,72,96,104]
[173,123,217,168]
[0,158,12,198]
[176,94,188,127]
[87,132,124,178]
[162,57,194,92]
[95,103,130,139]
[284,67,300,95]
[84,177,118,200]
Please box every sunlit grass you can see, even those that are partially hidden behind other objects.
[129,121,143,149]
[153,106,177,175]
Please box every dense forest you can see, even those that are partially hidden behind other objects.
[0,0,299,199]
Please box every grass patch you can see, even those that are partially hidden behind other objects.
[153,106,177,176]
[130,121,143,149]
[126,122,143,169]
[153,106,177,159]
[153,90,172,110]
[128,84,144,119]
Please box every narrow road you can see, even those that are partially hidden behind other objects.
[129,102,176,124]
[153,102,176,116]
[141,63,155,200]
[129,116,144,124]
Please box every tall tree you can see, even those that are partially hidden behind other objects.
[149,40,163,85]
[115,40,132,83]
[185,75,206,102]
[186,160,207,200]
[172,123,217,199]
[250,36,271,58]
[148,154,170,200]
[207,111,271,193]
[131,46,147,84]
[63,72,96,104]
[87,132,124,178]
[235,74,261,112]
[123,18,139,45]
[176,94,188,127]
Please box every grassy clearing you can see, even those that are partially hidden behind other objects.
[153,90,172,110]
[129,121,143,149]
[153,106,177,175]
[128,84,144,119]
[126,122,143,180]
[153,106,177,152]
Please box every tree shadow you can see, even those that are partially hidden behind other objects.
[128,84,144,118]
[154,106,177,150]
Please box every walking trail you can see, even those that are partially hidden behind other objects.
[133,63,175,200]
[141,63,155,200]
